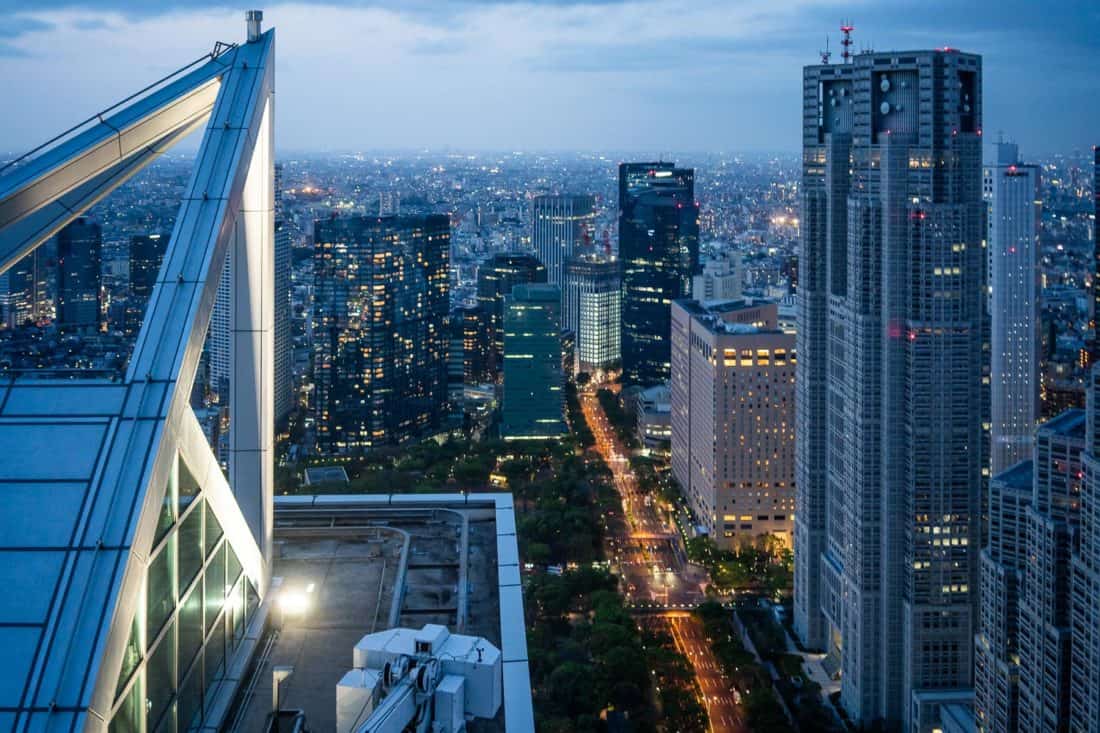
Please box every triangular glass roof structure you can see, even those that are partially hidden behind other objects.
[0,13,274,732]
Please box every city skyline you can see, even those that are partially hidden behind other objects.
[0,1,1097,155]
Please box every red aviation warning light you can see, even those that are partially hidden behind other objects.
[840,22,854,64]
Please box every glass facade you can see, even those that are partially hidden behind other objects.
[474,252,547,381]
[618,162,699,387]
[312,215,451,453]
[110,453,258,733]
[500,284,566,440]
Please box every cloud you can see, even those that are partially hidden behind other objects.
[0,0,1095,154]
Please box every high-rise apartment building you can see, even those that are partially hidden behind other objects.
[794,49,987,732]
[500,283,565,440]
[313,215,449,453]
[564,255,620,372]
[273,220,292,426]
[670,299,795,550]
[56,216,102,331]
[692,254,743,302]
[986,141,1041,473]
[619,162,699,386]
[127,233,168,335]
[531,194,595,288]
[475,252,547,381]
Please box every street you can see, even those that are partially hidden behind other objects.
[581,387,743,732]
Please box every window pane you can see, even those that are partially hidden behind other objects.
[205,543,226,634]
[204,619,226,701]
[153,701,177,733]
[227,580,245,652]
[179,500,203,592]
[179,583,203,680]
[227,542,242,588]
[110,671,142,733]
[178,456,200,513]
[205,507,223,557]
[147,534,177,645]
[146,620,176,732]
[155,470,177,544]
[179,660,204,732]
[245,579,259,623]
[115,615,142,700]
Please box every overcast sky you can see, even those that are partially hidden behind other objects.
[0,0,1096,155]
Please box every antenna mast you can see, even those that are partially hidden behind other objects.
[820,35,831,65]
[840,22,854,63]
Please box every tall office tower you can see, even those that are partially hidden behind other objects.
[455,305,488,385]
[208,253,232,397]
[500,283,565,440]
[794,50,986,732]
[273,220,291,427]
[56,216,103,331]
[564,255,620,371]
[692,254,743,302]
[974,458,1034,733]
[1071,366,1100,729]
[1091,148,1099,364]
[619,162,699,386]
[126,233,168,335]
[531,194,595,288]
[475,252,547,380]
[0,251,36,328]
[313,215,450,453]
[670,299,795,550]
[986,141,1041,473]
[1014,411,1086,733]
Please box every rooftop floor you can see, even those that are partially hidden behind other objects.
[226,496,521,733]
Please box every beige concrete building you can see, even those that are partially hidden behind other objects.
[670,299,795,550]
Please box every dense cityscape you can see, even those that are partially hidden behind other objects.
[0,5,1098,733]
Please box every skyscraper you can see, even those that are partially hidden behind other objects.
[0,250,37,328]
[564,255,620,372]
[531,194,595,288]
[986,141,1041,473]
[794,49,986,732]
[1071,365,1100,731]
[56,216,102,331]
[475,252,547,381]
[1016,411,1086,732]
[974,458,1035,733]
[127,233,168,335]
[619,162,699,386]
[313,215,449,453]
[500,283,565,440]
[1091,147,1100,364]
[273,219,292,427]
[670,299,795,550]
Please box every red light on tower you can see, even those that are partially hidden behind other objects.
[840,22,855,64]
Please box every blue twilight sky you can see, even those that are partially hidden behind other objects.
[0,0,1096,155]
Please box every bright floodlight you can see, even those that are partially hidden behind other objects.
[280,590,311,617]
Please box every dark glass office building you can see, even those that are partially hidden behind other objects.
[56,216,103,332]
[619,162,699,386]
[501,283,565,440]
[127,233,168,335]
[312,215,450,453]
[475,252,547,380]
